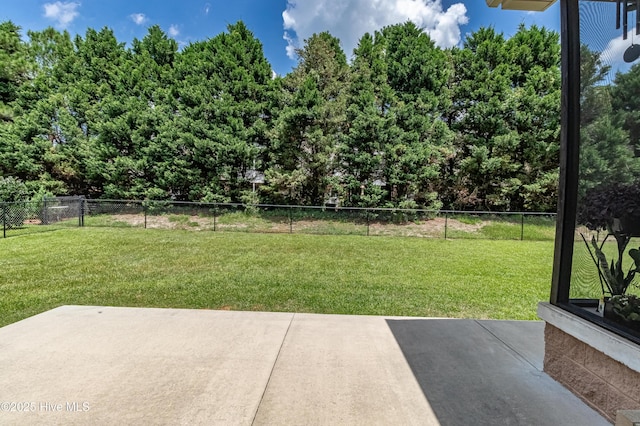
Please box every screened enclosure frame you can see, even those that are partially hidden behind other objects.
[551,0,640,345]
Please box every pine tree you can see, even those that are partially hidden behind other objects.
[265,32,349,205]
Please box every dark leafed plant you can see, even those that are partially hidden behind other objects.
[584,235,640,296]
[578,182,640,297]
[577,182,640,232]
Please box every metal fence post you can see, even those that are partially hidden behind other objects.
[42,198,48,225]
[213,206,217,231]
[78,198,83,227]
[2,203,6,238]
[444,212,448,239]
[144,204,147,229]
[521,214,525,241]
[366,210,370,237]
[289,207,293,234]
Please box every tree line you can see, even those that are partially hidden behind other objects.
[0,20,637,211]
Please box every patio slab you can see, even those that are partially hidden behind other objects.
[0,306,610,425]
[386,318,609,425]
[0,306,292,425]
[252,313,438,425]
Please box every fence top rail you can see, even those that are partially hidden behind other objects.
[80,199,556,216]
[40,196,84,201]
[0,200,42,206]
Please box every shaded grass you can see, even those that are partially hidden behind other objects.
[0,228,554,327]
[167,214,200,228]
[446,216,556,241]
[82,215,136,228]
[215,211,284,232]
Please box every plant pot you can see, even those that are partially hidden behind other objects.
[618,215,640,237]
[603,299,640,333]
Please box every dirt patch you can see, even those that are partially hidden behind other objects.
[419,217,484,232]
[101,213,483,237]
[368,217,484,237]
[107,214,212,230]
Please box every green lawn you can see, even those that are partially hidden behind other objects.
[0,228,554,327]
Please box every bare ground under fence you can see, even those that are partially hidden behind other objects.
[1,198,557,241]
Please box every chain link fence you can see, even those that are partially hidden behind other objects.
[0,197,557,240]
[0,197,84,238]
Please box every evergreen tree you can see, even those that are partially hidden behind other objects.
[0,19,572,212]
[445,25,560,211]
[581,46,640,195]
[266,32,349,205]
[169,21,273,201]
[0,24,74,195]
[376,22,453,209]
[339,32,389,207]
[0,21,29,122]
[89,26,178,199]
[611,61,640,156]
[0,22,34,183]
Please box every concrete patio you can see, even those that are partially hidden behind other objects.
[0,306,610,425]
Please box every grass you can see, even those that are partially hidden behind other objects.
[216,211,283,230]
[446,215,556,241]
[0,228,554,327]
[167,214,200,228]
[456,216,483,225]
[83,215,136,228]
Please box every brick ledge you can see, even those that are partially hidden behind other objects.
[537,302,640,373]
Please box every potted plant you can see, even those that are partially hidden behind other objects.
[578,182,640,332]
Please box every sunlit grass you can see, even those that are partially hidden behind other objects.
[0,228,554,327]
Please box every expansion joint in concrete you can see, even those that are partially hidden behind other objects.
[251,313,296,425]
[474,320,541,372]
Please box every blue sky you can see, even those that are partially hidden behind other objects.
[1,0,560,76]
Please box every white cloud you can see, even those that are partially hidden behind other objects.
[601,35,638,78]
[130,13,148,25]
[282,0,468,60]
[283,31,297,59]
[169,25,180,37]
[43,1,80,28]
[602,36,633,64]
[204,3,211,15]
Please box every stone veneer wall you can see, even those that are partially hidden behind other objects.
[544,324,640,423]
